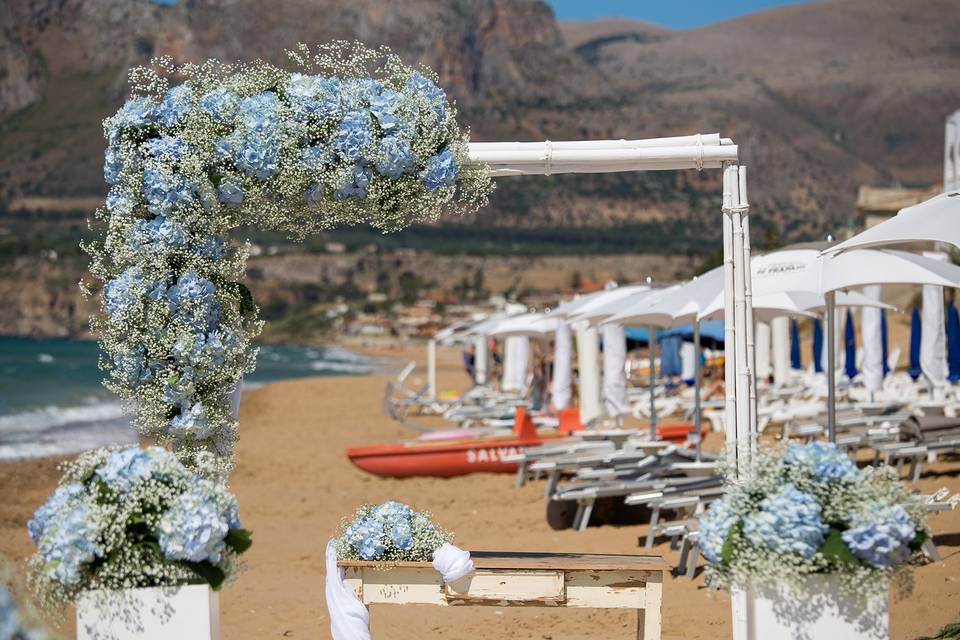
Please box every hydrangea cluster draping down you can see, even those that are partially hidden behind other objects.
[699,441,927,597]
[0,582,47,640]
[27,446,252,611]
[84,42,493,463]
[333,501,451,562]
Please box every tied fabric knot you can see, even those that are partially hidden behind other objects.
[432,542,474,582]
[325,539,371,640]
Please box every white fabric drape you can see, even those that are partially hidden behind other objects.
[431,543,475,583]
[325,540,371,640]
[921,252,947,389]
[861,285,884,393]
[681,340,696,384]
[755,322,772,382]
[473,336,488,385]
[771,316,790,386]
[576,322,602,425]
[551,321,573,409]
[601,323,629,416]
[502,336,529,392]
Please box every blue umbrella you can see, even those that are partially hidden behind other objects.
[790,318,802,370]
[844,309,858,379]
[908,306,922,381]
[812,319,824,373]
[881,309,890,377]
[658,321,726,348]
[659,335,682,378]
[948,303,960,383]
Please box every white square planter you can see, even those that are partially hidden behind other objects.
[749,574,888,640]
[76,584,219,640]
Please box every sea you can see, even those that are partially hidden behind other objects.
[0,336,384,462]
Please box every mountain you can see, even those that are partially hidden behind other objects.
[1,0,959,249]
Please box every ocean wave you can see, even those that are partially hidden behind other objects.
[0,401,127,434]
[309,360,373,374]
[0,401,137,462]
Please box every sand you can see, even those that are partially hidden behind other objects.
[2,347,959,640]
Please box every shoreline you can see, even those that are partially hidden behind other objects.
[0,346,957,639]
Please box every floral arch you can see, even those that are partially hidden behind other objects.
[85,42,493,467]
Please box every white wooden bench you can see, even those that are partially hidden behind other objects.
[339,551,668,639]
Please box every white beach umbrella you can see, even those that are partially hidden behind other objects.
[823,191,960,254]
[698,289,891,321]
[551,320,573,410]
[566,285,652,323]
[486,313,558,338]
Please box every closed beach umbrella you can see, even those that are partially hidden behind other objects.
[660,335,683,378]
[861,285,884,393]
[812,319,824,373]
[881,309,890,376]
[948,303,960,383]
[844,309,858,379]
[790,318,802,370]
[909,307,922,381]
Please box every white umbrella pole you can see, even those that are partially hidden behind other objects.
[731,167,752,463]
[576,322,602,426]
[427,339,437,400]
[648,325,658,440]
[722,167,738,465]
[739,167,757,451]
[771,316,790,387]
[474,335,488,386]
[694,320,703,462]
[825,291,837,441]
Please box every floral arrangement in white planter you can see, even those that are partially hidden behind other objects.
[333,501,452,562]
[700,441,929,639]
[27,445,251,638]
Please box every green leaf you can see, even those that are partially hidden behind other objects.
[915,622,960,639]
[820,527,859,565]
[721,522,740,565]
[184,562,227,591]
[232,282,256,317]
[224,528,253,554]
[909,530,927,552]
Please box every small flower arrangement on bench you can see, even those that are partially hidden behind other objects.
[333,501,452,563]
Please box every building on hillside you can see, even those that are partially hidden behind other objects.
[855,184,941,230]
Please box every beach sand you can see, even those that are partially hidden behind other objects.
[2,346,959,639]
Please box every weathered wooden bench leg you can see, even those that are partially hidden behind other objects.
[637,574,663,639]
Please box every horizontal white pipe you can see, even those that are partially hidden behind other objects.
[469,133,721,151]
[468,144,736,165]
[486,158,730,175]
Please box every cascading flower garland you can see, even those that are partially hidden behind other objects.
[28,446,252,611]
[333,501,451,563]
[700,441,929,597]
[82,42,493,466]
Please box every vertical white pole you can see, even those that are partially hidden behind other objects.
[551,321,573,409]
[427,338,437,400]
[826,290,837,441]
[722,165,738,464]
[648,325,658,439]
[474,335,488,386]
[576,321,602,426]
[739,167,757,451]
[771,316,790,387]
[693,319,703,462]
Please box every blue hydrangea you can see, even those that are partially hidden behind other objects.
[239,91,281,132]
[369,89,402,134]
[842,505,917,569]
[166,271,219,329]
[699,495,740,564]
[104,146,123,185]
[156,85,193,127]
[743,483,828,559]
[783,441,859,482]
[335,162,373,199]
[375,136,413,179]
[304,182,324,204]
[406,72,447,120]
[28,482,85,544]
[129,215,188,253]
[233,131,280,180]
[146,278,168,302]
[112,345,155,387]
[373,501,414,521]
[286,73,342,120]
[31,490,101,586]
[167,402,211,439]
[103,267,145,317]
[157,478,238,563]
[94,446,162,492]
[421,147,458,190]
[199,87,239,123]
[111,97,156,135]
[345,518,386,560]
[300,145,331,171]
[217,177,245,206]
[334,111,373,161]
[195,236,226,260]
[213,137,234,161]
[105,190,130,212]
[142,168,195,217]
[390,520,413,550]
[163,367,197,407]
[145,135,189,160]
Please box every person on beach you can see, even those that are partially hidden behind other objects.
[462,344,475,382]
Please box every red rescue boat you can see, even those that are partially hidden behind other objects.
[346,408,579,478]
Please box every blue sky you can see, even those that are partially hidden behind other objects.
[545,1,805,29]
